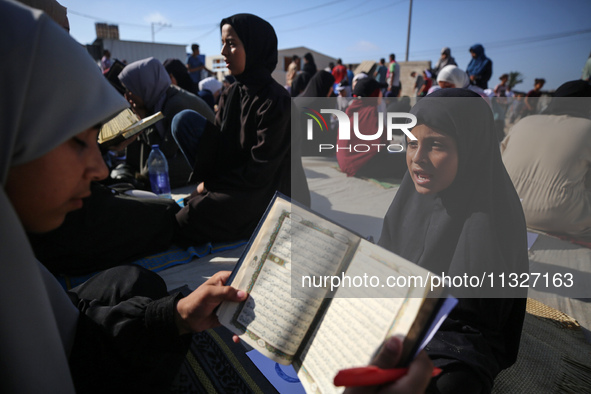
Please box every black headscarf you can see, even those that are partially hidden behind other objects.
[163,58,197,94]
[352,78,383,97]
[378,88,528,389]
[303,52,317,75]
[543,79,591,118]
[291,53,319,97]
[217,14,278,138]
[220,13,277,86]
[299,70,334,97]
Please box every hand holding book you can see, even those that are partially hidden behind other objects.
[98,108,164,148]
[340,337,436,394]
[217,193,456,394]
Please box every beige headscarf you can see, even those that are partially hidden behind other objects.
[0,1,127,392]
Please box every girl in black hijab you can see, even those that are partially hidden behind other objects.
[291,52,319,97]
[163,58,198,95]
[173,14,308,244]
[299,70,335,98]
[296,71,336,156]
[379,89,528,393]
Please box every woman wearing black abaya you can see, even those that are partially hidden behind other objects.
[291,52,318,97]
[298,70,335,98]
[378,89,528,393]
[173,14,308,244]
[295,71,338,157]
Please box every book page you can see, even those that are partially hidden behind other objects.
[297,240,431,394]
[98,108,139,143]
[121,111,164,138]
[217,197,361,364]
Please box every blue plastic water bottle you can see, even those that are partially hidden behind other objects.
[147,145,172,199]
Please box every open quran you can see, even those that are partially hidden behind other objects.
[98,108,163,148]
[217,193,456,394]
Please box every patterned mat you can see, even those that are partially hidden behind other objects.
[493,299,591,393]
[170,326,278,394]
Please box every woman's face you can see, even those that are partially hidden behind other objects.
[406,124,458,195]
[221,24,246,76]
[5,127,108,233]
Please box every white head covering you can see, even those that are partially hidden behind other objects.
[352,72,369,84]
[436,65,470,89]
[0,1,128,392]
[199,76,223,94]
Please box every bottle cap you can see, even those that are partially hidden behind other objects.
[152,144,159,149]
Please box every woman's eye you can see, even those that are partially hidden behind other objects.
[72,137,87,148]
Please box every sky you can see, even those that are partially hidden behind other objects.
[59,0,591,92]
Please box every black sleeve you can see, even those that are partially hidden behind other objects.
[425,297,526,393]
[67,266,191,394]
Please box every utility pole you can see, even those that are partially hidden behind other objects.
[405,0,413,61]
[151,22,171,42]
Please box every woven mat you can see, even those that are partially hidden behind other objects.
[170,326,278,394]
[493,299,591,393]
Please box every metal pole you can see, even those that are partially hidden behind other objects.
[405,0,413,62]
[151,23,171,43]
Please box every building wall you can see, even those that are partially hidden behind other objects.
[399,61,432,97]
[274,47,338,87]
[100,39,187,65]
[207,48,338,88]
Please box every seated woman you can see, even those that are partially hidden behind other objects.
[501,80,591,239]
[379,89,528,393]
[0,3,245,392]
[336,77,407,179]
[118,57,215,188]
[171,14,308,245]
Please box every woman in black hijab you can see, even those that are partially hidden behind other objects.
[379,89,528,393]
[296,71,336,156]
[173,13,308,244]
[163,58,198,95]
[291,52,319,97]
[299,70,335,98]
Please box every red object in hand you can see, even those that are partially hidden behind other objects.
[334,366,442,387]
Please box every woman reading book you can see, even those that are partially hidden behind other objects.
[0,3,246,392]
[118,57,215,188]
[172,13,309,244]
[378,89,528,393]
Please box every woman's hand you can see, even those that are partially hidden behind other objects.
[124,91,149,119]
[188,182,206,199]
[107,133,142,152]
[343,337,434,394]
[174,271,247,335]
